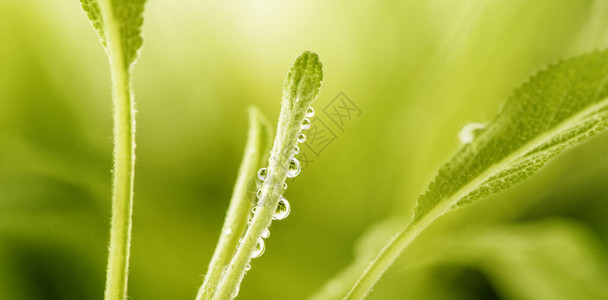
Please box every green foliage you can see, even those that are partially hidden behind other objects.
[417,50,608,219]
[4,1,608,299]
[79,0,105,46]
[346,49,608,299]
[78,0,146,67]
[109,0,146,67]
[197,107,272,299]
[282,51,324,119]
[212,51,323,299]
[379,219,608,300]
[434,220,608,300]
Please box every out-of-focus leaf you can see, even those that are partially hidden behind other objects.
[379,219,608,300]
[310,218,403,300]
[345,50,608,299]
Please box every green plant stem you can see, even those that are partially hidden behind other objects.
[212,116,297,299]
[213,204,279,299]
[98,1,136,299]
[212,51,322,299]
[197,108,270,300]
[344,201,452,299]
[345,94,608,299]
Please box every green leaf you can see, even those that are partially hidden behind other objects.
[79,0,105,46]
[401,219,608,300]
[110,0,146,67]
[415,49,608,220]
[275,51,324,157]
[283,51,324,112]
[354,219,608,300]
[196,106,272,300]
[311,218,404,300]
[443,220,608,300]
[345,49,608,299]
[79,0,146,67]
[213,51,323,300]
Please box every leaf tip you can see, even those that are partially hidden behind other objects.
[283,51,324,108]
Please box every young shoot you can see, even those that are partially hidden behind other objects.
[78,0,146,299]
[208,51,323,299]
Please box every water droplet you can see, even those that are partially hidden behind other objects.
[257,189,263,199]
[286,158,301,178]
[261,228,270,238]
[283,182,288,189]
[294,145,300,154]
[252,207,258,214]
[252,238,265,258]
[245,264,251,271]
[306,107,315,118]
[257,168,268,181]
[301,118,311,130]
[458,123,486,144]
[248,218,253,224]
[273,197,291,220]
[297,134,306,143]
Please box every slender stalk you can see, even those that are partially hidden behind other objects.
[212,51,323,299]
[197,108,271,299]
[212,97,300,299]
[345,94,608,299]
[344,201,452,299]
[212,139,292,299]
[97,1,136,299]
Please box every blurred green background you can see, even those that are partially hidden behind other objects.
[1,0,608,299]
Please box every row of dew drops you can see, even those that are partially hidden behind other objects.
[245,106,315,265]
[234,119,480,296]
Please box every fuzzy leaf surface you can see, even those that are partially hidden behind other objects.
[415,50,608,221]
[79,0,145,66]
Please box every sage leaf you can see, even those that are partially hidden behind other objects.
[79,0,146,67]
[197,106,272,300]
[416,49,608,220]
[79,0,105,45]
[213,51,323,300]
[346,49,608,299]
